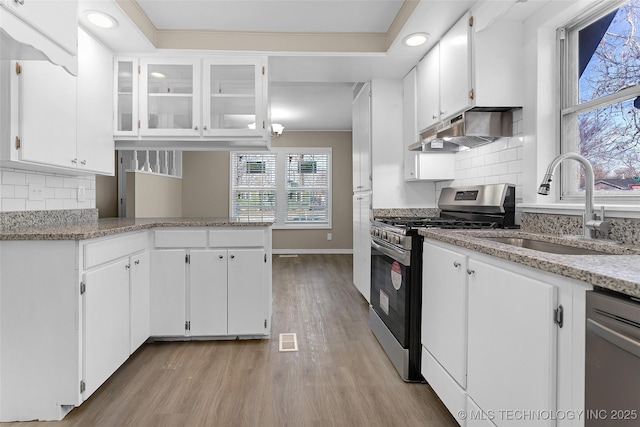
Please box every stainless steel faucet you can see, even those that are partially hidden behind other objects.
[537,152,611,239]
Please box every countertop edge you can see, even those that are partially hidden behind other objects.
[420,229,640,299]
[0,220,274,241]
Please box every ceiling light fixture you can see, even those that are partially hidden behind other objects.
[85,11,118,29]
[403,32,429,47]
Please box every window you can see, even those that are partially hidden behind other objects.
[560,0,640,200]
[231,148,332,228]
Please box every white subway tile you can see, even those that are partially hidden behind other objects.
[485,152,500,165]
[43,187,55,199]
[54,188,72,199]
[477,144,492,156]
[2,198,26,211]
[62,199,78,209]
[14,185,28,199]
[2,170,26,186]
[492,163,509,176]
[478,165,492,176]
[45,175,64,188]
[85,189,96,200]
[508,160,523,174]
[25,200,46,210]
[499,148,518,163]
[484,175,500,184]
[508,137,524,149]
[45,199,64,210]
[1,185,15,198]
[63,177,79,189]
[512,108,523,121]
[491,139,509,152]
[471,156,485,168]
[460,158,473,170]
[26,173,46,185]
[500,173,518,185]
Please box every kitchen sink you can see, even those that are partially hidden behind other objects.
[480,237,612,255]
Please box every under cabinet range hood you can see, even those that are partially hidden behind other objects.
[409,109,514,152]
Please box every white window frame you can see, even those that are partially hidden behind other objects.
[559,0,640,204]
[230,147,332,229]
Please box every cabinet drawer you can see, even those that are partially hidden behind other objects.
[209,229,264,247]
[84,232,149,270]
[155,230,208,248]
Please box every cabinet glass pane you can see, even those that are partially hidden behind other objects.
[148,96,193,129]
[148,64,193,94]
[117,61,134,132]
[209,64,256,130]
[147,64,194,130]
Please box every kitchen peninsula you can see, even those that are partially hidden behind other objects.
[0,209,272,421]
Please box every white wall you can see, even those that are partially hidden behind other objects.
[0,167,96,212]
[371,78,437,208]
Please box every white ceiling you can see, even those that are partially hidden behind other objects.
[78,0,545,131]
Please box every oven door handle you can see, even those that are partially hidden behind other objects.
[371,238,411,266]
[587,318,640,358]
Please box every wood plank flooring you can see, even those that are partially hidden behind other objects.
[5,254,458,427]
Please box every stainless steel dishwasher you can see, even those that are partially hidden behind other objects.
[586,289,640,426]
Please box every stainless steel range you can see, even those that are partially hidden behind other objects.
[369,183,516,381]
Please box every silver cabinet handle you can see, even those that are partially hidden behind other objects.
[80,160,86,166]
[230,255,235,259]
[432,115,438,120]
[466,268,475,275]
[194,126,199,131]
[203,126,207,130]
[125,264,131,269]
[14,0,25,5]
[219,255,224,259]
[453,261,461,268]
[71,158,77,164]
[134,260,140,265]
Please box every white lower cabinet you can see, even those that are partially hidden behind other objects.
[150,249,187,336]
[83,258,131,398]
[0,225,272,422]
[189,250,227,336]
[422,239,581,427]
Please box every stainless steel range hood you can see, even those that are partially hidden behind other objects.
[409,109,514,152]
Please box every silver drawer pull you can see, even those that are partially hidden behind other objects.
[453,261,461,268]
[466,268,475,275]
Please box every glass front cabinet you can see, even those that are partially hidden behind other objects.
[113,56,269,143]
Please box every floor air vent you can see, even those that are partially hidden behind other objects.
[279,333,298,352]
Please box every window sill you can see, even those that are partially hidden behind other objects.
[518,203,640,219]
[272,223,332,230]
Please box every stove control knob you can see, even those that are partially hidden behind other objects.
[381,231,387,240]
[394,235,401,244]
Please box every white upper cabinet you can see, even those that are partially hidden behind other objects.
[0,0,78,75]
[202,57,266,138]
[352,82,371,192]
[439,13,472,121]
[114,56,270,149]
[416,10,524,133]
[1,29,114,175]
[140,58,201,137]
[76,28,114,175]
[416,44,440,132]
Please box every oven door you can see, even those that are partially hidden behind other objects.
[370,237,411,348]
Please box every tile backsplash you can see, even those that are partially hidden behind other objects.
[435,108,524,204]
[0,167,96,212]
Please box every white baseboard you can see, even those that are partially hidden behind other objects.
[273,249,353,255]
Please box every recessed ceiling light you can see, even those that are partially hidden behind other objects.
[403,32,429,47]
[85,11,118,29]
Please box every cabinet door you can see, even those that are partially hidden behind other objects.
[352,193,371,302]
[439,12,472,119]
[467,258,557,426]
[189,250,228,336]
[150,250,186,336]
[422,242,467,387]
[352,82,371,192]
[114,58,139,136]
[12,60,77,168]
[76,28,114,175]
[227,249,266,335]
[416,43,440,132]
[83,258,130,399]
[139,58,201,136]
[130,251,150,353]
[202,58,266,137]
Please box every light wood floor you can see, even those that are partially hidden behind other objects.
[5,254,458,427]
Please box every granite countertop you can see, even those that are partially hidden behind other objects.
[419,228,640,298]
[0,217,273,241]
